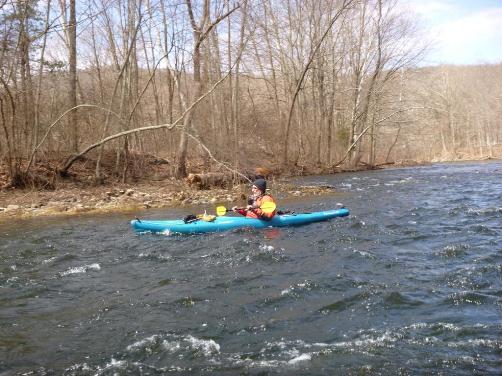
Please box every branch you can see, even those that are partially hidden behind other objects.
[184,132,252,183]
[195,4,240,50]
[59,67,233,175]
[185,0,198,32]
[126,53,169,125]
[25,104,124,174]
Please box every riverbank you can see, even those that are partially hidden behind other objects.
[0,178,339,221]
[4,156,500,221]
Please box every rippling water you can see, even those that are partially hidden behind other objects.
[1,161,501,375]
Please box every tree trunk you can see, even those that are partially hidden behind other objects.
[69,0,78,152]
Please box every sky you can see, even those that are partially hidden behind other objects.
[404,0,502,65]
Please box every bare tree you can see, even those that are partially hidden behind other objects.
[174,0,239,178]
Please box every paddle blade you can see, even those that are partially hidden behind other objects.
[216,206,227,216]
[260,201,276,213]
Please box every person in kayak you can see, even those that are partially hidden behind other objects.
[233,178,276,219]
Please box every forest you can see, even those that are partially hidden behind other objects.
[1,0,501,188]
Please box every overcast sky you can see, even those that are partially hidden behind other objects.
[404,0,502,65]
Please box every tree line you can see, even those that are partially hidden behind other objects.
[0,0,500,187]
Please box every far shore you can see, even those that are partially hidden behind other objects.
[2,157,500,222]
[0,178,342,222]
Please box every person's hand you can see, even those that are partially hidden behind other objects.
[246,204,253,211]
[232,206,239,212]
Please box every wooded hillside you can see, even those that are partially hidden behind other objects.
[1,0,501,188]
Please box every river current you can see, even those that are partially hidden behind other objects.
[1,161,501,375]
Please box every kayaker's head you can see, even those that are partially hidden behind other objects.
[252,178,267,194]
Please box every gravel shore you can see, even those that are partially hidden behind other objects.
[0,179,338,221]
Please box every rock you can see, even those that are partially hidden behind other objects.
[125,189,134,196]
[6,204,20,211]
[299,184,335,190]
[74,204,91,213]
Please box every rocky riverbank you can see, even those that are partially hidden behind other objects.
[0,179,338,221]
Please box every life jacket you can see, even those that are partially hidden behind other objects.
[244,194,276,220]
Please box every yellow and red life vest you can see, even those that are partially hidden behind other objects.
[236,194,276,219]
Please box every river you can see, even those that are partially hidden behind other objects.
[1,161,501,375]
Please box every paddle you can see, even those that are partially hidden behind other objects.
[216,201,276,216]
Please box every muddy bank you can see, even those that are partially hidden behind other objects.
[0,179,338,221]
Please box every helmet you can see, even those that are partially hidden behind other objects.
[253,178,266,193]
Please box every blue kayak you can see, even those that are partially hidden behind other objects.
[130,207,349,234]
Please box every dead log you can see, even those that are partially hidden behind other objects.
[186,167,276,190]
[186,172,235,189]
